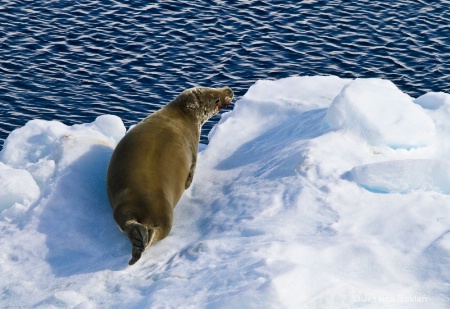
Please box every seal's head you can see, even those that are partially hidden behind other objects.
[170,86,234,127]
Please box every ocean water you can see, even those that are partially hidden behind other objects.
[0,0,449,146]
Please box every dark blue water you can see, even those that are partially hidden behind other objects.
[1,0,449,147]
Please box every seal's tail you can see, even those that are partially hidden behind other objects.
[126,221,151,265]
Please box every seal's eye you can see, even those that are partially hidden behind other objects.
[215,98,220,105]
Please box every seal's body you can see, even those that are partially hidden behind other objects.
[107,87,233,265]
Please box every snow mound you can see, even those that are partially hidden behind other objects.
[0,162,39,214]
[349,159,450,194]
[415,92,450,110]
[0,115,125,221]
[325,78,436,148]
[242,75,351,109]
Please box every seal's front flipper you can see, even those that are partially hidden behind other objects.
[185,154,197,189]
[185,171,194,189]
[126,222,149,265]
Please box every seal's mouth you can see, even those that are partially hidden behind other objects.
[217,96,233,111]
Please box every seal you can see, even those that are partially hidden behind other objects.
[106,86,234,265]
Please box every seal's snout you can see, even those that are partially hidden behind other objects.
[222,86,234,108]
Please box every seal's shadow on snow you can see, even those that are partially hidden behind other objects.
[37,144,128,277]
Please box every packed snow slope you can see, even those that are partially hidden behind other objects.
[1,76,450,308]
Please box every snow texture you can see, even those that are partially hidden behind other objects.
[1,76,450,308]
[325,78,436,148]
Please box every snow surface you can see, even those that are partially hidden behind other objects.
[1,76,450,308]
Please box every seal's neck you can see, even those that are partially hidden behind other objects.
[165,90,211,131]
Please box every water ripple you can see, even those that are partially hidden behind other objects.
[1,0,449,146]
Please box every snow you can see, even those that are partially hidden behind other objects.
[325,78,436,148]
[349,159,450,194]
[1,76,450,308]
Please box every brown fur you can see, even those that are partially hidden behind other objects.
[106,87,233,265]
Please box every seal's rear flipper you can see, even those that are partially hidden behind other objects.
[129,247,143,265]
[126,221,149,265]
